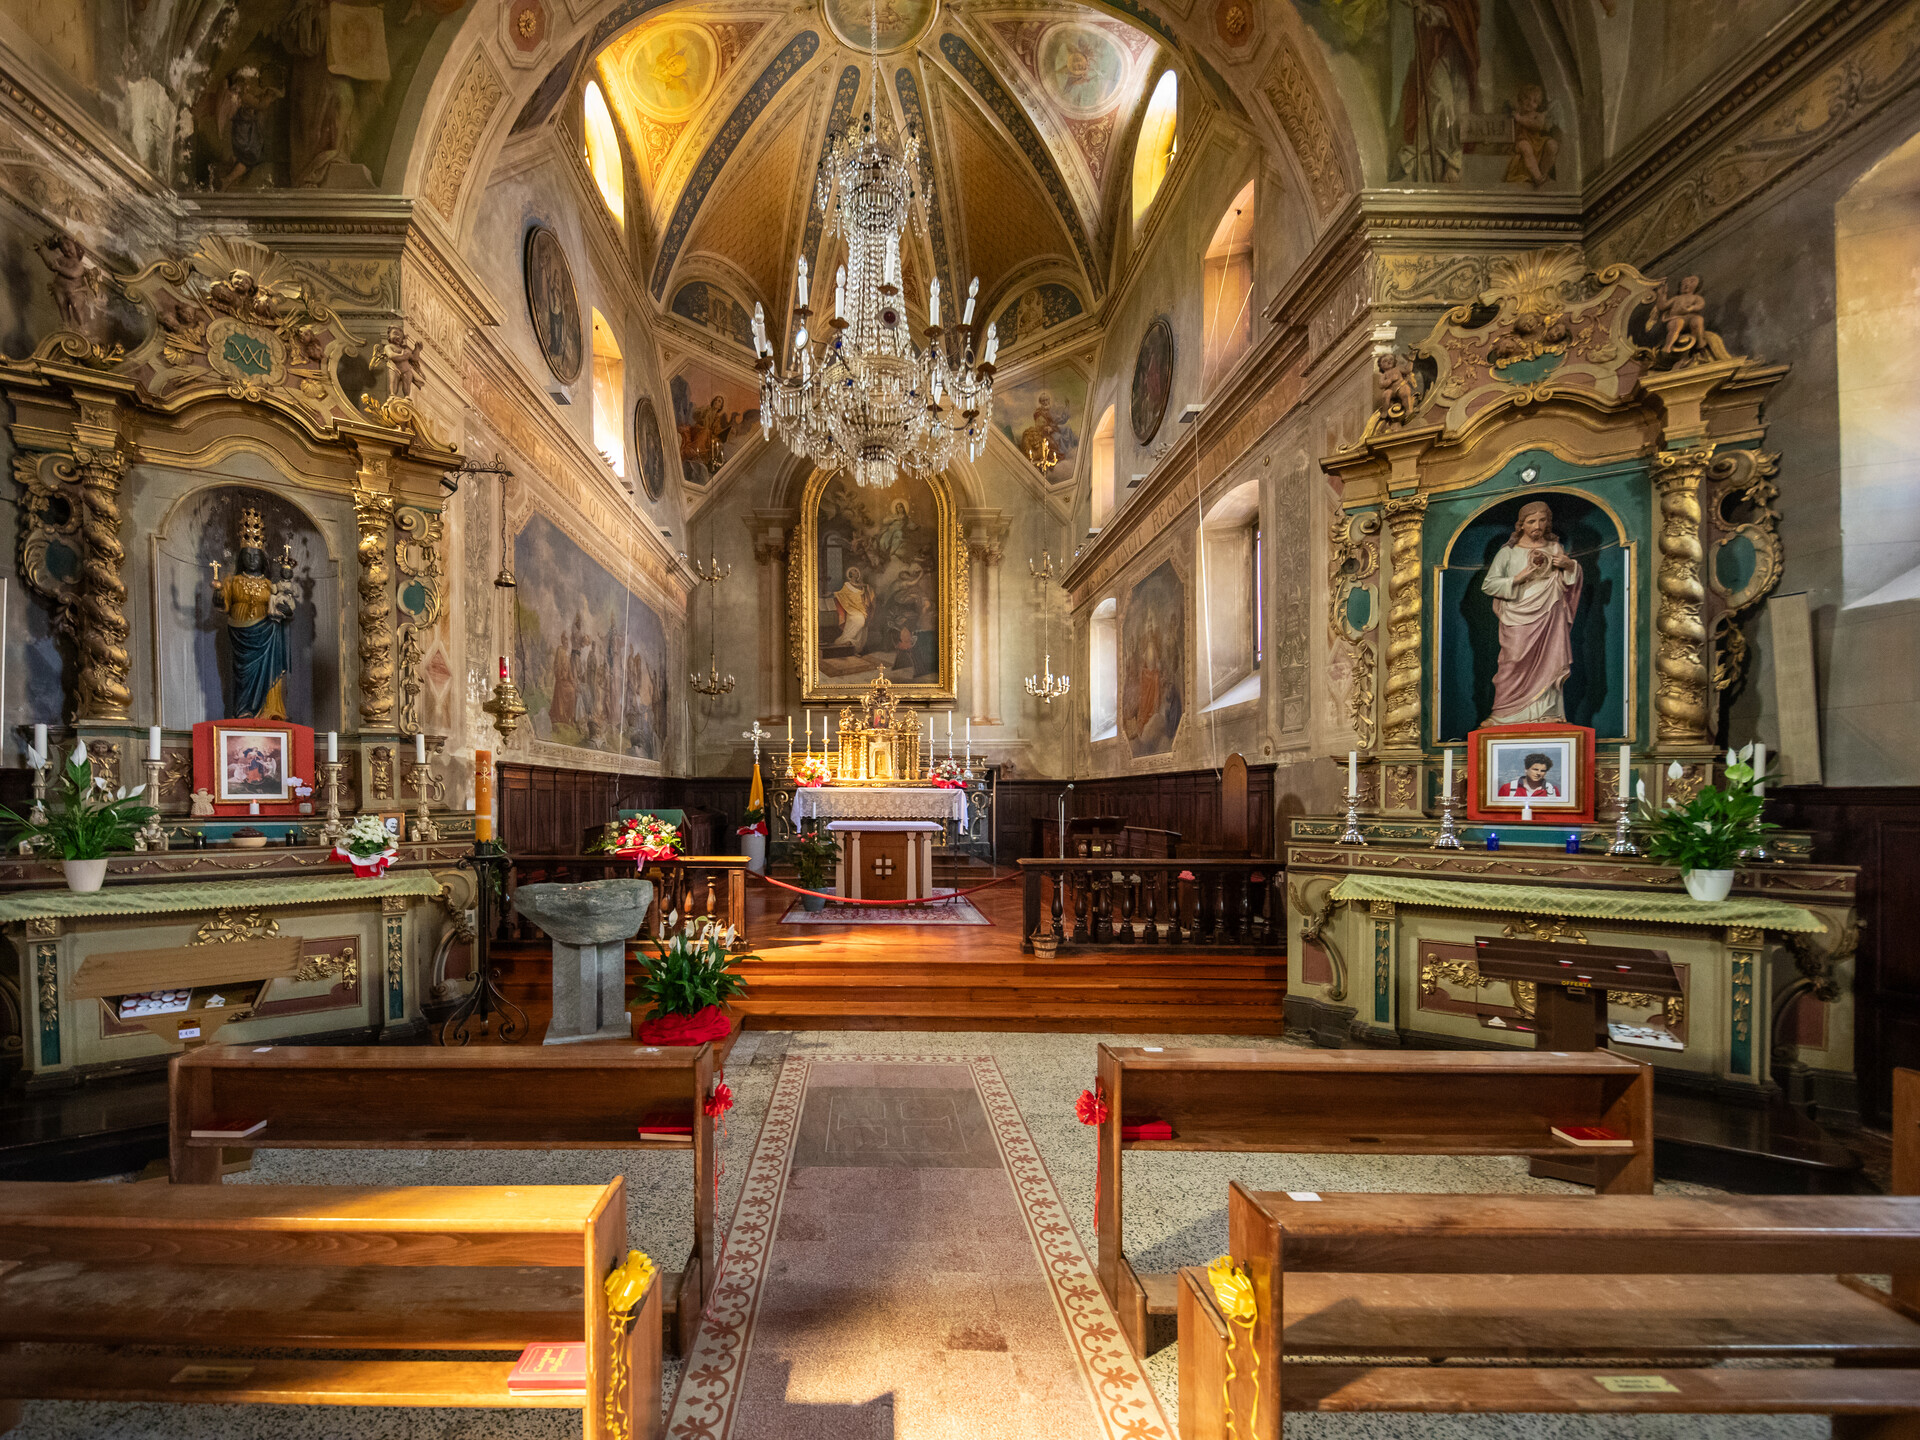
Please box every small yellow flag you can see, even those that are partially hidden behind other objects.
[749,761,764,811]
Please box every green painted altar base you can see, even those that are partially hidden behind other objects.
[1327,873,1824,933]
[0,872,441,923]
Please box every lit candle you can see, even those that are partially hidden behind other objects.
[249,801,260,816]
[1442,747,1453,797]
[1753,741,1767,797]
[414,732,427,765]
[474,748,494,843]
[806,709,812,752]
[1348,751,1358,800]
[327,731,339,764]
[499,655,508,680]
[148,726,161,762]
[787,714,793,745]
[1618,743,1631,801]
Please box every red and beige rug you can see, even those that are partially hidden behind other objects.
[778,894,992,926]
[667,1053,1169,1439]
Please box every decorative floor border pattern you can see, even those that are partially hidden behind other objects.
[665,1051,1169,1440]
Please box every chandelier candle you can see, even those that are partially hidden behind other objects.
[757,54,995,489]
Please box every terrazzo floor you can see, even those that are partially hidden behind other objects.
[8,1029,1828,1439]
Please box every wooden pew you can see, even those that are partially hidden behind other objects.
[1093,1045,1653,1350]
[0,1179,660,1439]
[1178,1184,1920,1439]
[169,1043,716,1353]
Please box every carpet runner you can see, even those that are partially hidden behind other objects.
[779,893,992,926]
[667,1053,1169,1439]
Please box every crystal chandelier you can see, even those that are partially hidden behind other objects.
[1025,552,1070,703]
[755,4,996,489]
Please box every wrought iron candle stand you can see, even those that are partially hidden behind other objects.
[440,840,527,1045]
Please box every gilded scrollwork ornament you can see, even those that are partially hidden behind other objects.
[1706,448,1784,696]
[394,505,447,737]
[1328,510,1380,749]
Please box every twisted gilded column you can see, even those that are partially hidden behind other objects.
[1379,494,1427,752]
[353,459,397,727]
[70,437,131,721]
[1653,447,1711,744]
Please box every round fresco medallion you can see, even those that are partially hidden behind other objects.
[1130,315,1174,447]
[635,396,667,502]
[1038,23,1128,117]
[619,24,717,121]
[823,0,937,54]
[523,225,582,386]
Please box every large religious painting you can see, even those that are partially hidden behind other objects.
[790,470,966,703]
[995,365,1085,478]
[1121,560,1184,759]
[524,225,583,385]
[823,0,937,52]
[670,361,760,485]
[1130,315,1174,445]
[512,513,671,760]
[1432,487,1634,743]
[635,396,667,502]
[994,282,1085,350]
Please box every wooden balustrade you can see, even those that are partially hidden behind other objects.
[503,854,749,951]
[1016,858,1283,952]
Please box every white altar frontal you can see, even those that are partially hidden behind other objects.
[791,785,970,833]
[831,820,941,902]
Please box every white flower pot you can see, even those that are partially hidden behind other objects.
[1682,867,1735,903]
[742,832,767,875]
[63,858,108,893]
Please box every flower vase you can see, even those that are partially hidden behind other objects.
[1682,867,1735,903]
[801,890,829,913]
[635,1004,734,1046]
[742,831,767,875]
[62,858,108,893]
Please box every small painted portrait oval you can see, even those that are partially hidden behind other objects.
[524,225,582,386]
[618,24,717,121]
[1130,314,1175,447]
[823,0,937,53]
[1038,23,1127,117]
[635,396,667,502]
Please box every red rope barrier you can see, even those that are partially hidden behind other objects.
[748,869,1022,907]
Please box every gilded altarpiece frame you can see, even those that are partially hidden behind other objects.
[787,468,968,704]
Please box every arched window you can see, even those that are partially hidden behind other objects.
[1091,405,1117,528]
[1202,181,1255,393]
[591,309,626,478]
[1199,480,1261,710]
[1089,597,1119,741]
[1132,70,1178,224]
[583,80,624,227]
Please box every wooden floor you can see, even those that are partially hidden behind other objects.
[480,863,1287,1037]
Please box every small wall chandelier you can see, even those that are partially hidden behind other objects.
[1025,552,1070,704]
[684,552,735,697]
[754,0,996,489]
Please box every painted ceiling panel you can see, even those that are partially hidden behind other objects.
[943,80,1077,310]
[682,88,812,314]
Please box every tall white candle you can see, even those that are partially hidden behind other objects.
[1442,748,1453,796]
[966,716,971,750]
[248,801,259,816]
[806,709,811,751]
[327,731,339,764]
[787,715,793,745]
[148,726,161,762]
[1348,751,1358,799]
[1753,741,1767,797]
[32,723,47,762]
[414,732,426,764]
[1618,743,1631,800]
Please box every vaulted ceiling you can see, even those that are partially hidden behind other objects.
[593,0,1168,340]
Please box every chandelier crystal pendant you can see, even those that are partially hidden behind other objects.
[755,3,995,489]
[1025,552,1070,704]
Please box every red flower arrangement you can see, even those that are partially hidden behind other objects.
[926,758,967,790]
[603,814,683,863]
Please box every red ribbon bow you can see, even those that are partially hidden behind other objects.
[704,1080,734,1118]
[1075,1087,1110,1126]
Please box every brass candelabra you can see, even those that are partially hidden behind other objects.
[684,552,735,697]
[319,760,347,847]
[407,762,441,843]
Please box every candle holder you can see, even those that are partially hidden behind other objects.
[1430,794,1462,849]
[25,752,49,831]
[136,759,168,852]
[1608,806,1640,858]
[318,760,347,847]
[482,674,528,740]
[406,761,441,843]
[1338,794,1367,846]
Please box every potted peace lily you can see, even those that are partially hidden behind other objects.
[333,813,400,878]
[1631,746,1776,903]
[737,804,768,875]
[630,916,747,1045]
[0,742,154,893]
[789,819,840,913]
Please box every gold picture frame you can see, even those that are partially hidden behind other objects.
[787,468,968,703]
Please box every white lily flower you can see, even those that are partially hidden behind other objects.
[1738,742,1754,762]
[69,741,87,771]
[123,784,145,800]
[1635,778,1648,803]
[1667,760,1684,781]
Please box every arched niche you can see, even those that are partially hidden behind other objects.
[153,480,343,731]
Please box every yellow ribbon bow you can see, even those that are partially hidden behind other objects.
[1207,1255,1260,1440]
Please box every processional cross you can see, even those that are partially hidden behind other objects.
[742,720,771,761]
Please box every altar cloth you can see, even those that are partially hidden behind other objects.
[1327,873,1824,933]
[791,785,968,831]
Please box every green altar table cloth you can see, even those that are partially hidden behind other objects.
[1326,873,1825,933]
[0,872,442,924]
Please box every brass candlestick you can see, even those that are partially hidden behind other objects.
[319,760,347,847]
[407,761,441,843]
[137,759,168,852]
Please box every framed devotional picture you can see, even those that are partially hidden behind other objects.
[523,224,582,385]
[1466,723,1595,823]
[191,719,315,816]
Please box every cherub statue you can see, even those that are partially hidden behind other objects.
[40,234,101,333]
[1650,275,1715,362]
[1373,350,1421,429]
[371,322,426,399]
[208,269,281,326]
[151,284,207,338]
[291,323,330,369]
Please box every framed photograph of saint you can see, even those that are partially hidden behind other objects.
[1466,722,1595,823]
[789,469,966,702]
[214,724,295,804]
[523,225,582,386]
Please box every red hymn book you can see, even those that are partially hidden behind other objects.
[507,1343,586,1394]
